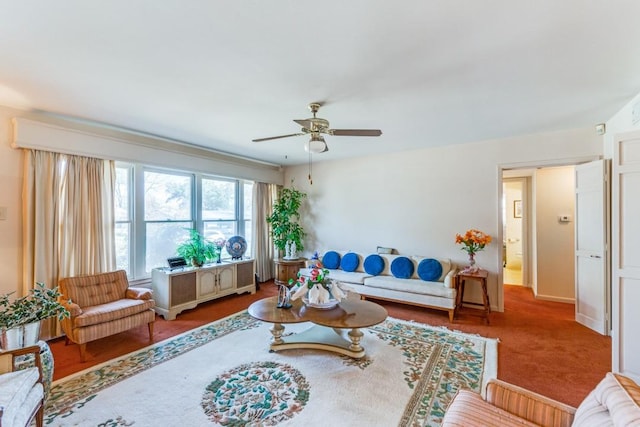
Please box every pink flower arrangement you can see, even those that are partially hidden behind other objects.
[289,265,331,290]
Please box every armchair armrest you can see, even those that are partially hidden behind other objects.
[126,287,152,300]
[59,298,82,317]
[485,379,576,427]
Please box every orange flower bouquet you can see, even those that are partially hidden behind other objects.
[455,229,492,272]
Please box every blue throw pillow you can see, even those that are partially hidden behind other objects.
[363,254,384,276]
[341,252,359,272]
[322,251,341,269]
[391,256,414,279]
[417,258,443,281]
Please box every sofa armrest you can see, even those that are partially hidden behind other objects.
[126,287,153,300]
[485,379,576,427]
[59,298,82,317]
[444,268,457,288]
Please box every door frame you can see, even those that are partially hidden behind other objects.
[497,155,600,312]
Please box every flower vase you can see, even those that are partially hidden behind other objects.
[465,253,479,273]
[215,247,222,263]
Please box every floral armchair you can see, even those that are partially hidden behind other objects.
[58,270,155,362]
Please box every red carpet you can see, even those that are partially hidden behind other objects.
[49,282,610,407]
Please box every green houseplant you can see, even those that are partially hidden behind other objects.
[176,228,217,267]
[0,282,70,350]
[267,186,307,258]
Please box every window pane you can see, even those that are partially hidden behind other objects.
[244,181,253,219]
[144,171,192,221]
[204,221,236,258]
[115,167,130,221]
[146,222,192,272]
[115,222,130,275]
[202,179,235,220]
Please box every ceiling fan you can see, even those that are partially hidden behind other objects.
[252,103,382,153]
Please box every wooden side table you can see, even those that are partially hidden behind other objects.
[274,258,307,286]
[455,269,491,324]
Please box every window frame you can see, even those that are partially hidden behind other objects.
[117,162,253,280]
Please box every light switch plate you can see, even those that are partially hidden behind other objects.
[0,207,6,220]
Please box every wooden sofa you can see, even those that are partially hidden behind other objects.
[442,373,640,426]
[59,270,155,362]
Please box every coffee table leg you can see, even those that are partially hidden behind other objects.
[270,323,285,345]
[348,328,364,352]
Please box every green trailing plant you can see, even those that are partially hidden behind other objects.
[267,186,307,253]
[0,283,70,329]
[176,228,217,267]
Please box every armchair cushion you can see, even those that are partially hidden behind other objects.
[60,270,130,307]
[72,298,155,328]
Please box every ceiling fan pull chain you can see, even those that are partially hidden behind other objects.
[308,150,313,185]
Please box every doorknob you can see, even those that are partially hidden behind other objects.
[589,255,602,259]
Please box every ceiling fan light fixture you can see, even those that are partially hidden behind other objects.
[305,134,327,153]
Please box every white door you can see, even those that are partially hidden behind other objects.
[612,130,640,381]
[574,159,610,335]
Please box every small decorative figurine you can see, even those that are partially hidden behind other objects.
[277,284,292,309]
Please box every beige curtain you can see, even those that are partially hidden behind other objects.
[23,150,116,339]
[58,154,116,277]
[252,182,279,281]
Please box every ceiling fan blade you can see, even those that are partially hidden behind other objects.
[293,119,312,128]
[252,133,304,142]
[331,129,382,137]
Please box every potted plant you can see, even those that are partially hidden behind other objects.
[267,186,307,259]
[0,282,70,350]
[176,228,217,267]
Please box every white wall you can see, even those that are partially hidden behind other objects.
[286,127,602,310]
[534,166,576,302]
[0,108,24,296]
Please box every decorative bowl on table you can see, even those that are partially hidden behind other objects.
[302,297,339,310]
[225,235,247,259]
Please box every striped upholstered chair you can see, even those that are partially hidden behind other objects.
[442,372,640,426]
[58,270,155,362]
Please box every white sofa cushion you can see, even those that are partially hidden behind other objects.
[298,268,371,284]
[364,275,456,298]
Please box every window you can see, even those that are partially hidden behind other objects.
[202,177,236,258]
[116,163,253,279]
[143,169,193,275]
[115,165,133,276]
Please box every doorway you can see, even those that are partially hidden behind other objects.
[503,178,525,285]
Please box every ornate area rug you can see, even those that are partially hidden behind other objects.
[45,311,497,426]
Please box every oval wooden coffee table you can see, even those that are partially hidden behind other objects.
[248,296,388,358]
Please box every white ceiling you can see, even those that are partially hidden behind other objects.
[2,1,640,166]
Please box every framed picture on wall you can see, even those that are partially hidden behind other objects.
[514,200,522,218]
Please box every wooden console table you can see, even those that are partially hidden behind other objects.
[454,269,491,324]
[151,259,255,320]
[274,258,307,286]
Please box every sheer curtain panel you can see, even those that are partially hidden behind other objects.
[252,182,279,281]
[22,150,116,339]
